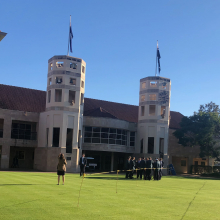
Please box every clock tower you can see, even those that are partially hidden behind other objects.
[137,76,171,166]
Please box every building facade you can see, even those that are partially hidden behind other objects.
[0,55,213,173]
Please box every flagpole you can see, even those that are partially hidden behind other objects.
[67,15,71,56]
[155,40,158,76]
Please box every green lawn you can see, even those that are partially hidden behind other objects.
[0,172,220,220]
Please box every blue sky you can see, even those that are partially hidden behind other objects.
[1,0,220,116]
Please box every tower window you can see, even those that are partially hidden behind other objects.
[70,78,76,85]
[161,106,166,118]
[56,61,64,68]
[56,77,62,84]
[140,139,143,153]
[66,128,73,153]
[55,89,62,102]
[82,66,85,73]
[70,62,77,69]
[49,63,53,71]
[81,93,84,105]
[149,94,156,101]
[81,81,84,88]
[69,90,75,105]
[162,82,167,89]
[148,137,154,154]
[48,90,51,103]
[141,106,145,116]
[141,95,145,102]
[142,82,146,89]
[48,78,52,85]
[53,127,60,147]
[159,138,164,157]
[149,105,156,116]
[150,81,157,87]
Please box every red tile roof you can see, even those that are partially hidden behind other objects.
[0,84,183,129]
[0,84,46,113]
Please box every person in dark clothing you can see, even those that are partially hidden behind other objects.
[129,157,136,179]
[12,156,19,168]
[146,157,153,180]
[79,153,87,177]
[153,158,160,180]
[136,158,141,179]
[125,156,131,178]
[139,157,146,179]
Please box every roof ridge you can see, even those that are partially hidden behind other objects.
[0,84,46,93]
[84,97,138,107]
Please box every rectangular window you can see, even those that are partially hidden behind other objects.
[81,81,84,88]
[140,139,143,153]
[181,160,186,166]
[148,137,154,154]
[142,82,146,89]
[48,78,52,85]
[84,126,127,146]
[46,128,49,147]
[150,81,157,87]
[141,95,145,102]
[81,93,84,105]
[149,105,156,116]
[130,132,135,147]
[66,128,73,153]
[53,128,60,147]
[11,122,37,140]
[56,61,64,68]
[70,62,77,69]
[69,90,75,105]
[56,77,62,84]
[0,119,4,138]
[149,94,156,101]
[141,106,145,116]
[78,130,81,148]
[82,66,85,73]
[48,90,51,103]
[70,78,76,85]
[159,138,164,155]
[55,89,62,102]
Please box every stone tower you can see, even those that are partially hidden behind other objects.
[137,76,171,166]
[36,55,86,172]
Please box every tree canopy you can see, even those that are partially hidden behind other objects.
[174,102,220,159]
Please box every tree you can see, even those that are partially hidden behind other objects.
[174,102,220,159]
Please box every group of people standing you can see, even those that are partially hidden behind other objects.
[125,156,164,181]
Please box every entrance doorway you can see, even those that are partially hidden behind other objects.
[10,146,35,169]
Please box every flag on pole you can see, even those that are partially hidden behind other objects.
[157,41,161,73]
[69,16,73,53]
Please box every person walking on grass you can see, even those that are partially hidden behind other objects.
[57,153,67,185]
[79,153,87,177]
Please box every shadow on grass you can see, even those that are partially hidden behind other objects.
[0,184,55,186]
[167,175,219,181]
[86,176,154,181]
